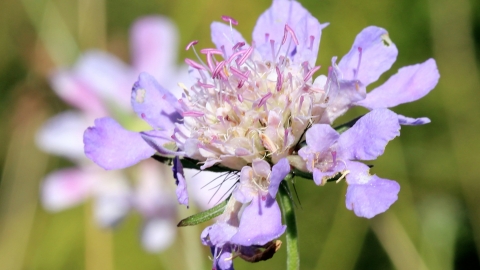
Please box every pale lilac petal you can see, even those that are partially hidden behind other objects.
[131,72,182,130]
[268,158,290,198]
[141,218,176,252]
[252,159,271,178]
[293,19,329,65]
[305,124,339,153]
[173,157,188,207]
[318,62,366,124]
[41,167,94,211]
[74,50,134,109]
[357,59,439,109]
[36,111,89,160]
[398,114,431,125]
[131,16,178,84]
[84,117,155,170]
[234,166,255,204]
[215,246,234,270]
[344,161,400,218]
[313,168,338,186]
[140,130,180,156]
[338,26,398,86]
[230,195,286,246]
[253,0,319,62]
[338,109,400,160]
[93,176,131,227]
[49,70,106,115]
[207,223,238,246]
[211,22,248,59]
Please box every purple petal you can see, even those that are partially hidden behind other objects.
[357,59,439,109]
[252,0,321,63]
[141,218,176,252]
[252,159,271,178]
[131,72,182,130]
[84,117,155,170]
[268,158,291,198]
[140,130,181,156]
[211,22,248,59]
[319,61,367,124]
[230,195,286,246]
[234,166,255,204]
[207,222,238,246]
[173,157,188,207]
[131,16,178,84]
[41,167,94,211]
[313,168,338,186]
[305,124,339,153]
[344,161,400,218]
[398,114,431,125]
[338,109,400,160]
[338,26,398,86]
[36,111,89,160]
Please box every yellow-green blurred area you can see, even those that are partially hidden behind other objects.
[1,0,479,269]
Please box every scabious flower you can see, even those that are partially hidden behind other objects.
[82,0,438,268]
[37,16,190,252]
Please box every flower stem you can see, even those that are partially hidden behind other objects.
[278,180,300,270]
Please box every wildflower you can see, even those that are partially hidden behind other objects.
[38,16,187,252]
[81,0,437,268]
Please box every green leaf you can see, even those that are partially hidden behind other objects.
[177,199,228,227]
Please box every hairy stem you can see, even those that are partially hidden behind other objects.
[278,181,300,270]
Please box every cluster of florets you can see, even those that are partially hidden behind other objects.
[83,0,439,269]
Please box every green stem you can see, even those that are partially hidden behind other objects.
[278,181,300,270]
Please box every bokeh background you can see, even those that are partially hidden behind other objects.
[1,0,479,269]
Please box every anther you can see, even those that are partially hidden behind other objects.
[303,65,321,82]
[185,40,198,51]
[221,15,238,26]
[282,25,299,45]
[185,58,206,70]
[354,47,363,80]
[275,66,283,92]
[308,35,315,50]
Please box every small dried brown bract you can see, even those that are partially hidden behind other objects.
[239,240,282,263]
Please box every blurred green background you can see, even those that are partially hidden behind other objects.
[1,0,479,269]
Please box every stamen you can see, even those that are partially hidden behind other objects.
[182,111,205,117]
[230,66,248,81]
[237,47,254,66]
[270,40,276,63]
[308,35,315,50]
[354,47,363,80]
[255,92,272,108]
[303,65,321,82]
[185,40,198,51]
[200,48,223,55]
[212,61,227,79]
[221,15,238,26]
[185,58,206,70]
[275,66,283,92]
[264,33,270,44]
[282,25,299,45]
[232,41,245,51]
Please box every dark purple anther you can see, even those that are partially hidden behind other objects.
[354,47,363,79]
[308,35,315,50]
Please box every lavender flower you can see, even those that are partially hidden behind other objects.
[82,0,437,268]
